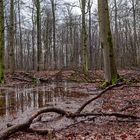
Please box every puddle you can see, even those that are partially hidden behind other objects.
[0,82,90,130]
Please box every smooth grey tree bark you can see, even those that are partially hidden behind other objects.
[98,0,119,84]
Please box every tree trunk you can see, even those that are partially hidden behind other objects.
[18,0,23,70]
[0,0,4,84]
[81,0,88,73]
[32,1,35,70]
[114,0,119,67]
[132,0,138,66]
[9,0,15,73]
[36,0,42,71]
[50,0,57,69]
[98,0,119,84]
[88,0,93,70]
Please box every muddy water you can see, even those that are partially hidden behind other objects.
[0,82,91,130]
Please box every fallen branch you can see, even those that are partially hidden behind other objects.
[0,107,68,140]
[7,123,52,135]
[27,128,53,135]
[12,77,32,83]
[55,117,96,133]
[1,106,140,139]
[75,82,124,114]
[71,112,140,120]
[112,85,140,90]
[12,72,51,84]
[33,113,63,123]
[119,105,137,112]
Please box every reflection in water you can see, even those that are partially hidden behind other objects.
[0,82,88,119]
[0,92,6,116]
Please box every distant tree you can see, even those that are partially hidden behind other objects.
[17,0,23,69]
[42,8,53,70]
[1,0,139,72]
[80,0,88,73]
[31,0,35,70]
[131,0,138,66]
[114,0,119,66]
[35,0,42,71]
[9,0,15,73]
[88,0,93,70]
[50,0,57,69]
[0,0,5,84]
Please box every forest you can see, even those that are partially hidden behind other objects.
[0,0,140,139]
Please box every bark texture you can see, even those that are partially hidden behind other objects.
[81,0,88,73]
[36,0,42,71]
[98,0,119,84]
[0,0,4,84]
[9,0,15,73]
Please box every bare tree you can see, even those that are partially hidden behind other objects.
[98,0,119,84]
[9,0,15,73]
[80,0,88,73]
[18,0,23,69]
[0,0,5,83]
[50,0,57,69]
[35,0,42,71]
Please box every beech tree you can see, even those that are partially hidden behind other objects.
[98,0,119,84]
[88,0,93,69]
[35,0,42,71]
[1,0,139,72]
[0,0,4,84]
[9,0,15,73]
[131,0,138,66]
[50,0,57,69]
[80,0,88,73]
[18,0,23,69]
[31,1,35,70]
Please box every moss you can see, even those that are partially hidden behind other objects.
[100,75,123,89]
[32,79,37,84]
[0,79,5,84]
[100,81,111,89]
[111,74,123,84]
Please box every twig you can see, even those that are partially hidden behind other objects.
[72,112,140,120]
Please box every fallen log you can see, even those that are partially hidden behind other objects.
[1,106,139,139]
[0,107,68,140]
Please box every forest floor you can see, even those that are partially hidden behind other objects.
[0,69,140,140]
